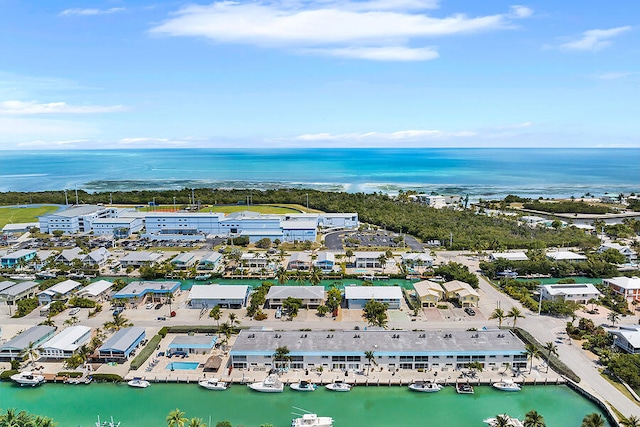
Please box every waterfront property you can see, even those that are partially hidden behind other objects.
[0,281,40,307]
[113,281,181,304]
[83,247,110,267]
[39,325,91,359]
[0,280,16,293]
[401,252,434,268]
[76,279,113,301]
[603,276,640,305]
[38,279,82,305]
[353,252,385,269]
[187,284,250,309]
[98,327,146,361]
[489,252,529,261]
[412,280,445,307]
[171,252,198,269]
[344,286,403,309]
[265,286,325,308]
[598,243,637,262]
[0,325,56,360]
[168,335,217,355]
[441,280,479,307]
[287,252,312,271]
[314,252,335,272]
[119,251,163,267]
[230,329,527,371]
[608,325,640,354]
[0,249,36,268]
[199,252,223,270]
[545,251,588,262]
[539,283,601,305]
[240,252,269,269]
[55,247,84,265]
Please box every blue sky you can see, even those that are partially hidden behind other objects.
[0,0,638,149]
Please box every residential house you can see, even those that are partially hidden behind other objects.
[412,280,445,307]
[609,326,640,354]
[546,251,587,262]
[83,247,110,267]
[56,247,84,266]
[77,280,113,301]
[39,326,92,359]
[199,252,223,270]
[171,252,198,269]
[344,285,403,310]
[401,252,434,268]
[0,325,56,361]
[187,284,250,309]
[314,251,335,272]
[441,280,479,307]
[113,281,181,304]
[119,251,162,267]
[168,335,218,356]
[241,252,269,269]
[539,283,601,305]
[0,249,36,268]
[489,252,529,261]
[38,279,82,305]
[598,243,637,262]
[98,327,146,361]
[0,281,40,307]
[353,252,385,269]
[287,252,312,271]
[603,277,640,304]
[265,286,325,309]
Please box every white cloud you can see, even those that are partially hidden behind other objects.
[0,100,124,115]
[558,26,631,52]
[118,137,202,147]
[150,1,531,61]
[296,129,476,141]
[60,7,125,16]
[595,71,634,80]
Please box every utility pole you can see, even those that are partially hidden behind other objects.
[64,190,68,206]
[75,186,79,205]
[306,193,309,212]
[110,193,113,205]
[449,232,453,248]
[173,196,177,212]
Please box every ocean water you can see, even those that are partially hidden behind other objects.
[0,148,638,199]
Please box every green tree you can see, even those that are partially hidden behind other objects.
[228,312,239,325]
[621,416,640,427]
[377,254,387,273]
[20,341,41,367]
[166,408,188,427]
[581,413,604,427]
[326,287,342,314]
[275,266,289,285]
[607,311,620,327]
[542,342,558,373]
[282,297,302,320]
[362,299,389,329]
[525,344,540,374]
[524,410,545,427]
[209,305,222,334]
[103,312,133,331]
[215,422,233,427]
[489,308,506,328]
[273,346,291,369]
[364,350,378,375]
[507,307,525,327]
[309,266,323,286]
[345,249,354,265]
[316,305,329,317]
[187,418,206,427]
[493,414,512,427]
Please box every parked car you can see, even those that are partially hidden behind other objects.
[113,307,124,315]
[155,303,163,310]
[69,308,80,315]
[145,303,154,309]
[464,307,476,316]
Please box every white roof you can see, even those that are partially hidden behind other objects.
[442,280,475,293]
[491,252,529,261]
[281,219,317,230]
[201,252,223,263]
[59,247,83,261]
[2,222,38,232]
[600,243,635,254]
[542,283,601,297]
[41,326,91,352]
[289,252,312,263]
[612,329,640,349]
[546,251,587,261]
[265,286,325,300]
[402,253,434,262]
[188,284,249,300]
[51,205,105,218]
[78,280,113,297]
[344,286,403,300]
[412,280,444,297]
[121,251,162,262]
[605,277,640,290]
[1,249,36,259]
[46,279,82,295]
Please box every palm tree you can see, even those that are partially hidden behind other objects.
[219,322,233,350]
[542,342,558,373]
[228,312,239,325]
[273,346,291,370]
[209,305,222,335]
[507,307,525,328]
[377,254,387,273]
[524,410,545,427]
[166,408,188,427]
[525,344,540,373]
[621,416,640,427]
[607,311,620,327]
[364,350,378,375]
[581,413,604,427]
[187,418,206,427]
[294,269,307,285]
[20,341,40,367]
[494,415,512,427]
[489,308,506,328]
[309,266,322,286]
[103,312,133,331]
[275,266,289,285]
[345,249,354,265]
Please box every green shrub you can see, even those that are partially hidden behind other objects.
[91,373,123,382]
[57,371,83,378]
[14,297,38,318]
[130,334,163,371]
[0,370,18,380]
[437,304,448,309]
[68,296,97,308]
[158,326,170,338]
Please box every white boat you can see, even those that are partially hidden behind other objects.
[198,378,228,391]
[127,377,150,388]
[96,416,121,427]
[248,375,284,393]
[9,274,36,281]
[483,415,524,427]
[408,381,442,393]
[195,274,211,281]
[36,271,57,280]
[290,380,317,392]
[324,381,352,392]
[10,371,45,387]
[456,383,474,394]
[291,413,334,427]
[492,379,521,392]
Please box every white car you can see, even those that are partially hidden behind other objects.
[69,308,80,315]
[145,303,154,309]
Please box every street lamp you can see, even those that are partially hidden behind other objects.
[173,196,177,212]
[537,288,544,316]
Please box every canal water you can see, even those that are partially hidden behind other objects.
[0,382,609,427]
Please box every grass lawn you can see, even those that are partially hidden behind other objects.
[0,205,59,228]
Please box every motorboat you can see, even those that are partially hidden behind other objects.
[10,371,45,387]
[195,274,211,281]
[483,415,524,427]
[492,379,521,392]
[324,380,352,392]
[9,274,36,281]
[36,271,57,280]
[408,381,442,393]
[127,377,150,388]
[290,380,317,392]
[291,413,334,427]
[248,374,284,393]
[96,416,121,427]
[198,378,228,391]
[456,383,474,394]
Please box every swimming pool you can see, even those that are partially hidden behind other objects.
[166,362,199,370]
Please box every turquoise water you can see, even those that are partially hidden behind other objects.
[166,362,199,370]
[1,148,638,199]
[0,382,610,427]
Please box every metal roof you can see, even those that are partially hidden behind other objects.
[40,326,91,352]
[265,286,325,300]
[0,326,56,351]
[188,284,249,300]
[78,280,113,297]
[99,327,146,352]
[1,281,39,297]
[168,335,218,349]
[344,286,402,300]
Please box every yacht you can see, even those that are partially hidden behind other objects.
[198,378,228,391]
[483,415,524,427]
[248,375,284,393]
[492,379,521,392]
[291,413,334,427]
[408,381,442,393]
[127,377,150,388]
[10,371,45,387]
[290,380,317,392]
[96,416,121,427]
[324,380,352,392]
[456,383,474,394]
